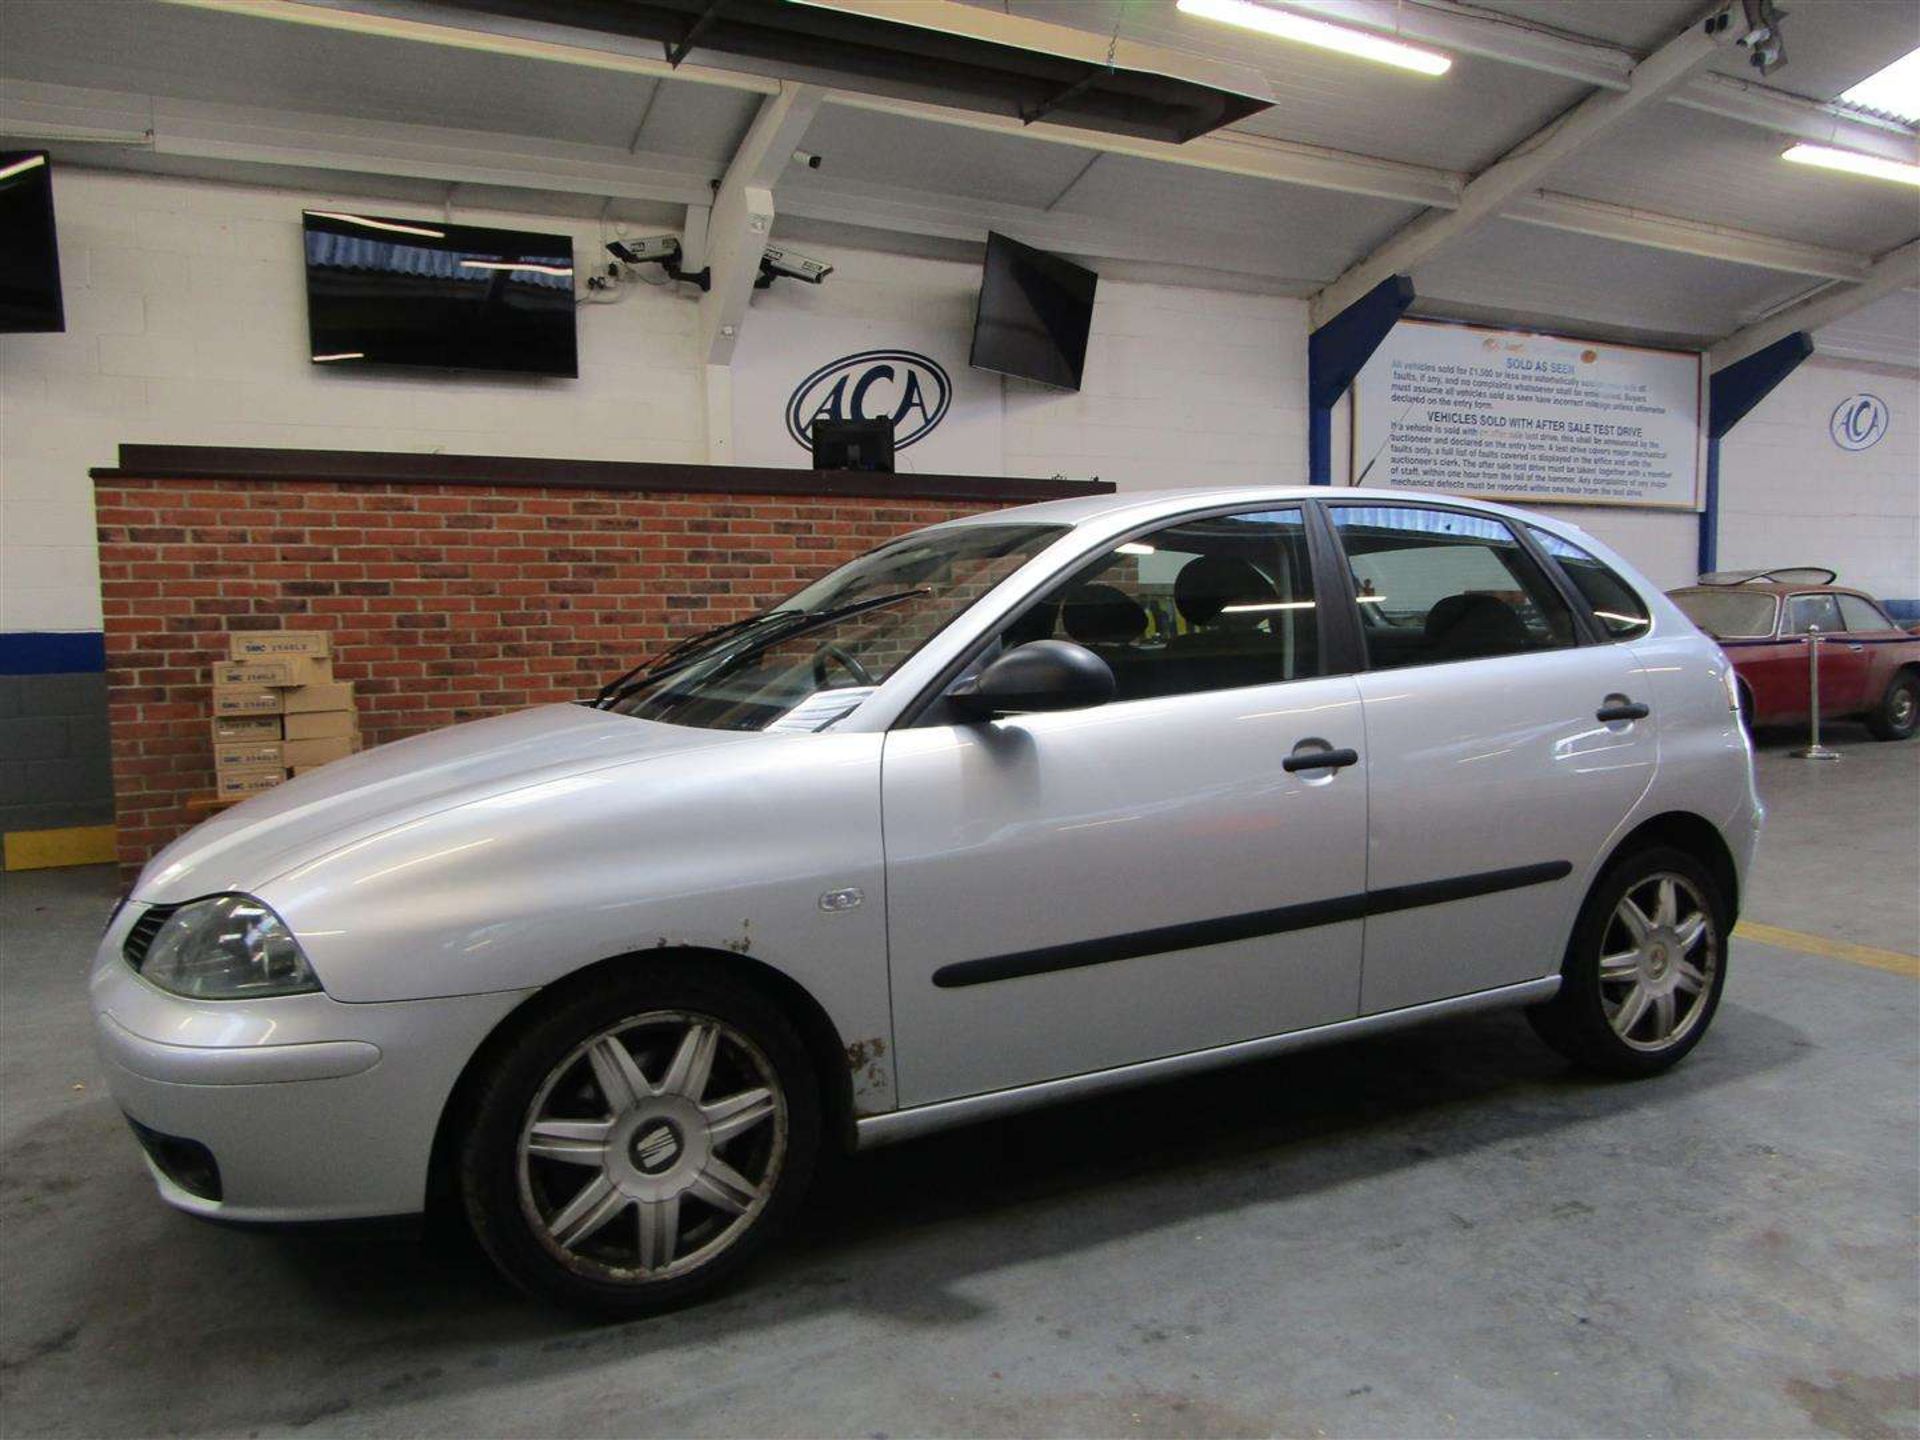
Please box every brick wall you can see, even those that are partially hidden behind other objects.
[95,477,996,870]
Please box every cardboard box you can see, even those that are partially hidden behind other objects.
[284,709,358,741]
[215,740,284,770]
[214,766,286,799]
[211,714,282,743]
[284,736,356,768]
[230,631,331,661]
[283,681,356,714]
[211,685,284,717]
[213,656,333,688]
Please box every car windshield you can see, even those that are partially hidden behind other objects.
[605,522,1066,731]
[1671,589,1778,640]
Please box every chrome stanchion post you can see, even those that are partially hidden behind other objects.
[1791,624,1841,761]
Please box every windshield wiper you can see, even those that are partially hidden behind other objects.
[593,608,807,707]
[597,588,929,710]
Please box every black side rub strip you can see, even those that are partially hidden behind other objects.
[931,861,1574,989]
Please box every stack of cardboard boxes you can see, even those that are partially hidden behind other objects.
[210,632,361,799]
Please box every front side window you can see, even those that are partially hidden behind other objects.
[1526,526,1651,639]
[1785,593,1844,636]
[1836,593,1896,634]
[1671,588,1778,640]
[993,507,1320,702]
[1330,506,1576,670]
[605,523,1064,730]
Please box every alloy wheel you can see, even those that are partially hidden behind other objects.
[516,1011,787,1284]
[1599,873,1720,1053]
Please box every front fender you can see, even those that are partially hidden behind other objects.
[257,730,895,1109]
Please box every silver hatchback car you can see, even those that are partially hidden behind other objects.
[95,487,1761,1313]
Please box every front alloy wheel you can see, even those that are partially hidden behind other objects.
[519,1013,786,1283]
[462,965,819,1315]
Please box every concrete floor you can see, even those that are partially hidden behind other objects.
[3,725,1915,1439]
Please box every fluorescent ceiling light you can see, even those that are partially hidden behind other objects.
[1117,542,1156,555]
[1838,46,1920,123]
[308,211,446,239]
[312,352,364,362]
[457,259,573,276]
[1222,600,1317,612]
[1175,0,1450,76]
[0,154,49,182]
[1782,143,1920,187]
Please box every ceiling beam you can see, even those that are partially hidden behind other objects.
[1276,0,1917,164]
[698,83,826,368]
[1310,4,1751,326]
[1710,240,1920,369]
[1507,192,1873,283]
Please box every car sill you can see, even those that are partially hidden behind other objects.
[853,976,1562,1150]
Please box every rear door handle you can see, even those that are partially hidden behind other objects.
[1283,746,1360,773]
[1596,700,1650,722]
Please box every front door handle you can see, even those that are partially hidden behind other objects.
[1596,700,1650,722]
[1283,746,1360,773]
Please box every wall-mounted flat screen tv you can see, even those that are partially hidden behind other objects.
[969,231,1096,392]
[0,151,66,334]
[302,210,577,377]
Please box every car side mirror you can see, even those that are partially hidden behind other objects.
[948,639,1116,721]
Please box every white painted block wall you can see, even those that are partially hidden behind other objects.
[0,167,1311,633]
[1718,358,1920,603]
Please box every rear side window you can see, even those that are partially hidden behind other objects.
[1526,527,1651,639]
[1836,594,1895,634]
[1671,589,1777,639]
[998,507,1319,703]
[1785,594,1844,635]
[1330,506,1576,671]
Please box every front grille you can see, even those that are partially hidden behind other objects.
[122,905,176,971]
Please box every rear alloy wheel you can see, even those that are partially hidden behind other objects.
[1866,671,1918,741]
[461,966,818,1315]
[1529,846,1728,1077]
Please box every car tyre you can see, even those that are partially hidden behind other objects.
[1865,670,1918,741]
[459,960,820,1317]
[1528,846,1729,1079]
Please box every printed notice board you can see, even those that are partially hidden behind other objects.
[1351,319,1707,511]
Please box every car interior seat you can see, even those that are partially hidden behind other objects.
[1424,592,1530,660]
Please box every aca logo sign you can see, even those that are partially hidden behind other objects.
[1829,393,1889,452]
[785,349,952,453]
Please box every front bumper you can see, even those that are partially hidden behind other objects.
[92,903,534,1223]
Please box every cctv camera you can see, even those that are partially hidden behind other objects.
[792,150,824,170]
[606,235,681,265]
[758,244,833,285]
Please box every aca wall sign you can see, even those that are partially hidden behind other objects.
[1829,393,1889,452]
[784,349,952,452]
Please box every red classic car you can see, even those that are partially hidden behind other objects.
[1669,570,1919,741]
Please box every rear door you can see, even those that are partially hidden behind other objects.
[1833,592,1905,711]
[881,505,1369,1107]
[1326,505,1658,1015]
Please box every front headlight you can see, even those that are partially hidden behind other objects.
[135,895,322,999]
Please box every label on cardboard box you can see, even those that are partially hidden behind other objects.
[211,714,282,742]
[212,685,285,716]
[213,656,333,687]
[214,766,286,798]
[215,740,284,770]
[283,709,359,741]
[283,681,356,715]
[230,631,331,661]
[284,736,355,768]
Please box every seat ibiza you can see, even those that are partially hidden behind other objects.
[94,487,1761,1313]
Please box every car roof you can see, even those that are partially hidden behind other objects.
[929,485,1560,532]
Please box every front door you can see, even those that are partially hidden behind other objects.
[1785,592,1871,715]
[1326,503,1659,1014]
[881,506,1370,1107]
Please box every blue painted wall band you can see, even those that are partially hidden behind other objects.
[0,632,107,675]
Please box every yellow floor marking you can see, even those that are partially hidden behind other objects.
[1735,920,1920,979]
[2,824,118,872]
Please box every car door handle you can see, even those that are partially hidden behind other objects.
[1283,746,1360,773]
[1596,700,1650,722]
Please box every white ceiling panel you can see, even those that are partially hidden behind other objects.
[0,0,677,151]
[630,82,764,168]
[791,104,1103,208]
[1412,218,1818,343]
[1470,0,1702,52]
[1702,0,1920,98]
[1550,105,1920,256]
[1814,288,1920,366]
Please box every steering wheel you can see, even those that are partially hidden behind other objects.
[812,643,875,688]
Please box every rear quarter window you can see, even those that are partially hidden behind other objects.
[1671,589,1778,640]
[1526,527,1651,639]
